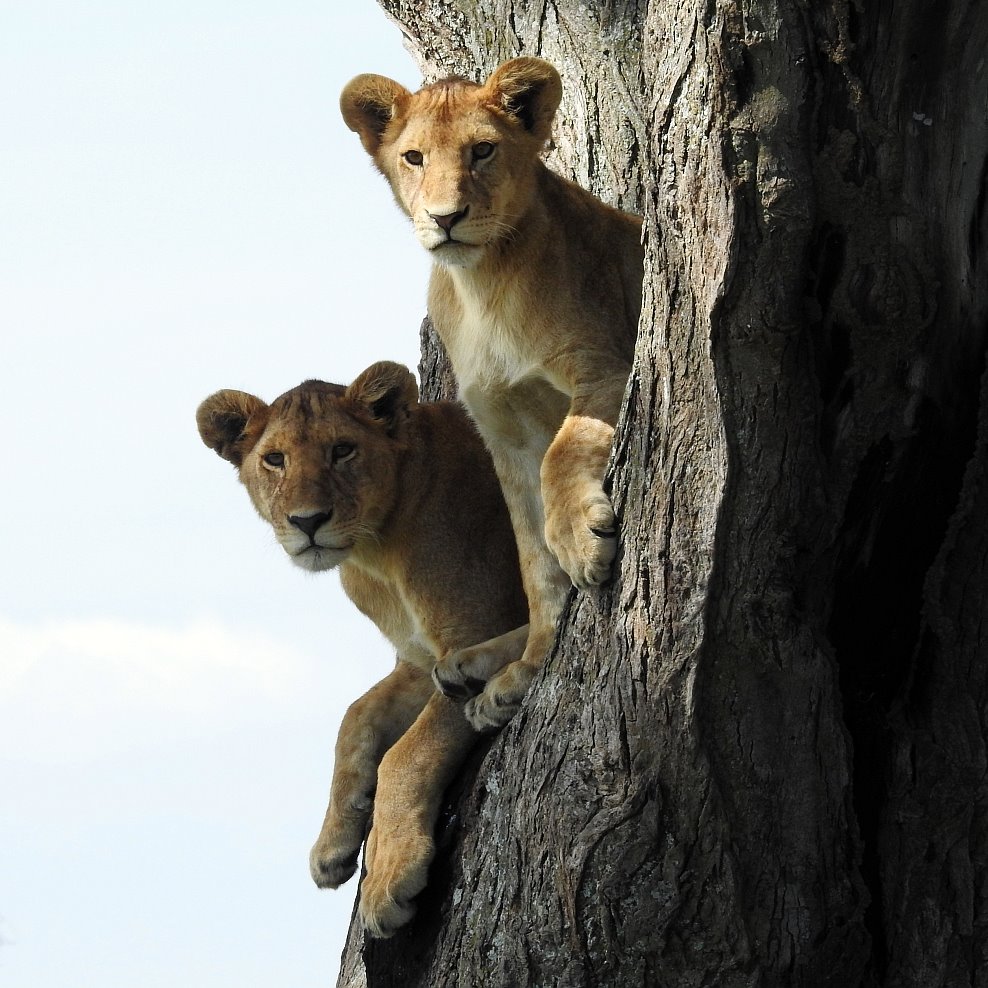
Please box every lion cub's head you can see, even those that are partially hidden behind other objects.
[341,58,562,269]
[197,362,418,573]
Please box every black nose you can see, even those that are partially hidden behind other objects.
[429,207,468,232]
[288,511,332,539]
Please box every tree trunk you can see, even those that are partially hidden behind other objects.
[339,2,988,985]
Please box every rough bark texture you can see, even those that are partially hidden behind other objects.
[338,1,988,985]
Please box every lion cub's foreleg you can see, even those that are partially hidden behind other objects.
[538,370,629,591]
[309,662,434,890]
[455,431,571,731]
[541,412,619,589]
[358,693,476,938]
[452,377,628,730]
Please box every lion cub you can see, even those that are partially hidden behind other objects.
[341,58,644,731]
[196,361,526,938]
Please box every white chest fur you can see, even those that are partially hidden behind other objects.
[440,266,563,397]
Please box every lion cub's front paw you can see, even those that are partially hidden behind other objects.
[310,838,360,889]
[358,823,434,939]
[545,488,618,589]
[432,625,529,702]
[464,660,535,731]
[309,788,374,889]
[432,658,487,701]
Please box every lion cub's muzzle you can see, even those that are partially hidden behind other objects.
[280,509,350,572]
[417,205,484,262]
[288,510,332,541]
[428,205,468,236]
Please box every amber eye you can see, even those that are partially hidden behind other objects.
[472,141,495,161]
[331,443,356,463]
[262,451,285,468]
[402,149,424,166]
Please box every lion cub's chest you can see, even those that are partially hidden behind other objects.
[438,271,561,396]
[340,562,440,672]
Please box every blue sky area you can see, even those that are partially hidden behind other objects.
[0,2,431,984]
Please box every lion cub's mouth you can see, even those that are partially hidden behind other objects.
[431,237,475,251]
[295,540,353,557]
[429,239,484,269]
[289,542,353,573]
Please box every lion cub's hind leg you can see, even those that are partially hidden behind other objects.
[309,663,434,890]
[358,693,476,938]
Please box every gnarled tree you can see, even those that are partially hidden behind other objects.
[338,1,988,985]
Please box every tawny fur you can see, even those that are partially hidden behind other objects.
[340,58,644,729]
[196,362,526,938]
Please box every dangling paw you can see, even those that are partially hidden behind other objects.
[358,817,434,938]
[308,789,374,888]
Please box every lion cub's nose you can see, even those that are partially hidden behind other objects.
[288,511,332,539]
[428,207,468,232]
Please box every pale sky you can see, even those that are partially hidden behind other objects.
[0,2,430,984]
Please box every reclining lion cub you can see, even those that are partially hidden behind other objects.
[196,362,526,938]
[341,57,643,731]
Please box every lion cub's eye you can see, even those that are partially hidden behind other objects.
[331,443,356,464]
[402,149,424,166]
[262,452,285,468]
[472,141,495,161]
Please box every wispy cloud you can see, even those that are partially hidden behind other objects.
[0,615,326,761]
[1,615,311,699]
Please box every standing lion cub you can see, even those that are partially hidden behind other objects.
[197,362,526,938]
[341,57,643,730]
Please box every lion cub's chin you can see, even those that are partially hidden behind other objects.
[428,240,486,269]
[286,545,350,573]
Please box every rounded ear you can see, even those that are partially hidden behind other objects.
[481,57,562,143]
[196,390,268,467]
[345,362,419,434]
[340,74,412,156]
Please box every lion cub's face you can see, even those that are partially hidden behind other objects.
[197,363,418,573]
[341,58,562,269]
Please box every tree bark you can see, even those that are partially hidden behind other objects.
[339,2,988,985]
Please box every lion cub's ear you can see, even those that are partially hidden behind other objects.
[197,390,268,467]
[340,74,413,156]
[482,58,562,145]
[346,362,419,435]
